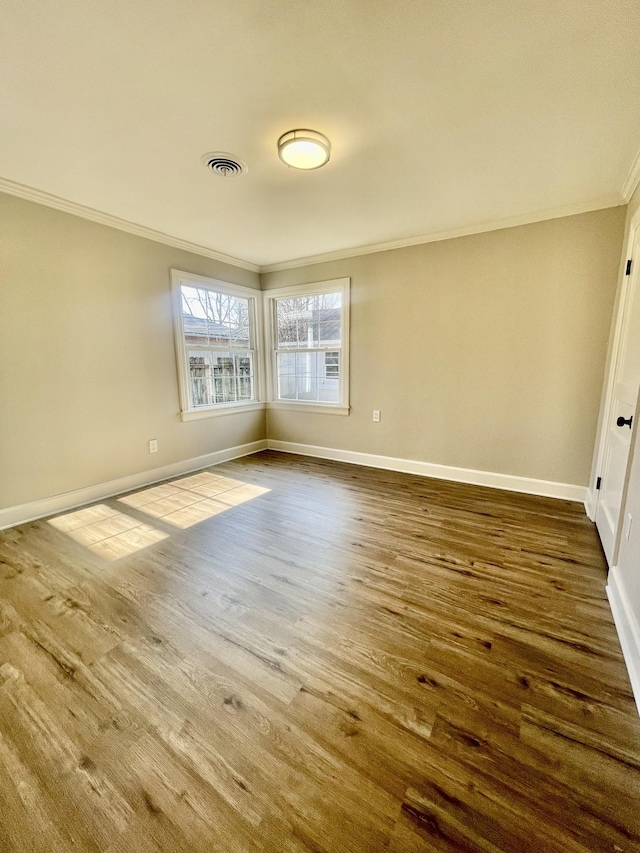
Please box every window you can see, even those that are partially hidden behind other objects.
[171,271,262,421]
[265,278,350,415]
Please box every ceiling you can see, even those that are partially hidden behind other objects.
[1,0,640,269]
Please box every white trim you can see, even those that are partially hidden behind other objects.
[0,440,268,531]
[0,177,259,272]
[263,278,350,412]
[267,402,349,416]
[584,486,596,521]
[622,145,640,203]
[266,440,586,501]
[171,269,262,300]
[263,279,350,300]
[180,402,266,421]
[260,196,623,273]
[606,566,640,716]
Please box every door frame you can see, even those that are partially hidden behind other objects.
[587,205,640,567]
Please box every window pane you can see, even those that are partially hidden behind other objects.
[276,350,339,403]
[318,293,342,346]
[182,286,250,348]
[296,351,317,378]
[188,350,254,406]
[275,351,293,399]
[276,292,341,349]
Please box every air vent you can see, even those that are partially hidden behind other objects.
[201,152,248,177]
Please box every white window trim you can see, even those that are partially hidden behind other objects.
[263,277,350,415]
[171,269,265,420]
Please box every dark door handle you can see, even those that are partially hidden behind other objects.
[617,415,633,429]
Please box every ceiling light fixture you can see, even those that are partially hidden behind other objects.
[277,129,331,170]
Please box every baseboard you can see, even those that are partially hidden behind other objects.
[266,440,587,502]
[0,437,588,528]
[606,566,640,716]
[0,440,268,530]
[584,486,596,521]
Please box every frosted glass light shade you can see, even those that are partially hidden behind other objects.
[277,129,331,170]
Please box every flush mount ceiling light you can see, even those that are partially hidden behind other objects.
[277,129,331,170]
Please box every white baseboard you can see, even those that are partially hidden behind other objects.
[607,566,640,716]
[266,440,587,502]
[0,440,268,531]
[584,486,596,521]
[0,437,588,528]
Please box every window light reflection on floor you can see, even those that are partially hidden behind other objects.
[117,471,270,529]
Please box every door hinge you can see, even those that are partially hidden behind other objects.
[626,259,632,276]
[596,476,602,490]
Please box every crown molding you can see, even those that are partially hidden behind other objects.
[0,177,260,273]
[622,144,640,204]
[259,194,624,273]
[0,175,627,277]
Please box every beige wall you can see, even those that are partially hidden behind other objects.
[263,207,626,486]
[0,193,626,512]
[0,192,264,510]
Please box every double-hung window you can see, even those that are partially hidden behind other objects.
[171,271,262,421]
[265,278,350,415]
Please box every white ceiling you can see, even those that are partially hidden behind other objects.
[1,0,640,269]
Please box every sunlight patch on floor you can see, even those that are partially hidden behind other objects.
[46,472,270,559]
[47,504,168,561]
[118,471,270,529]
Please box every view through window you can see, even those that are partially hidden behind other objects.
[181,285,255,406]
[273,290,343,404]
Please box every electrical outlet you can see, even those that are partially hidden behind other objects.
[373,410,381,422]
[149,439,158,453]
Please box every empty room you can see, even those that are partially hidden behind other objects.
[1,1,640,850]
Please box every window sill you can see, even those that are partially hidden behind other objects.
[180,402,266,422]
[267,402,350,416]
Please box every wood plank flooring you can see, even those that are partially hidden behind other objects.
[0,450,638,852]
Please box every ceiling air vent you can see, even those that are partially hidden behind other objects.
[201,152,248,177]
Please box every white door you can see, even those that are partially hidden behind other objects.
[608,407,640,711]
[613,408,640,613]
[595,233,640,565]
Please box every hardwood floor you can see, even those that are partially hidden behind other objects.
[0,450,638,852]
